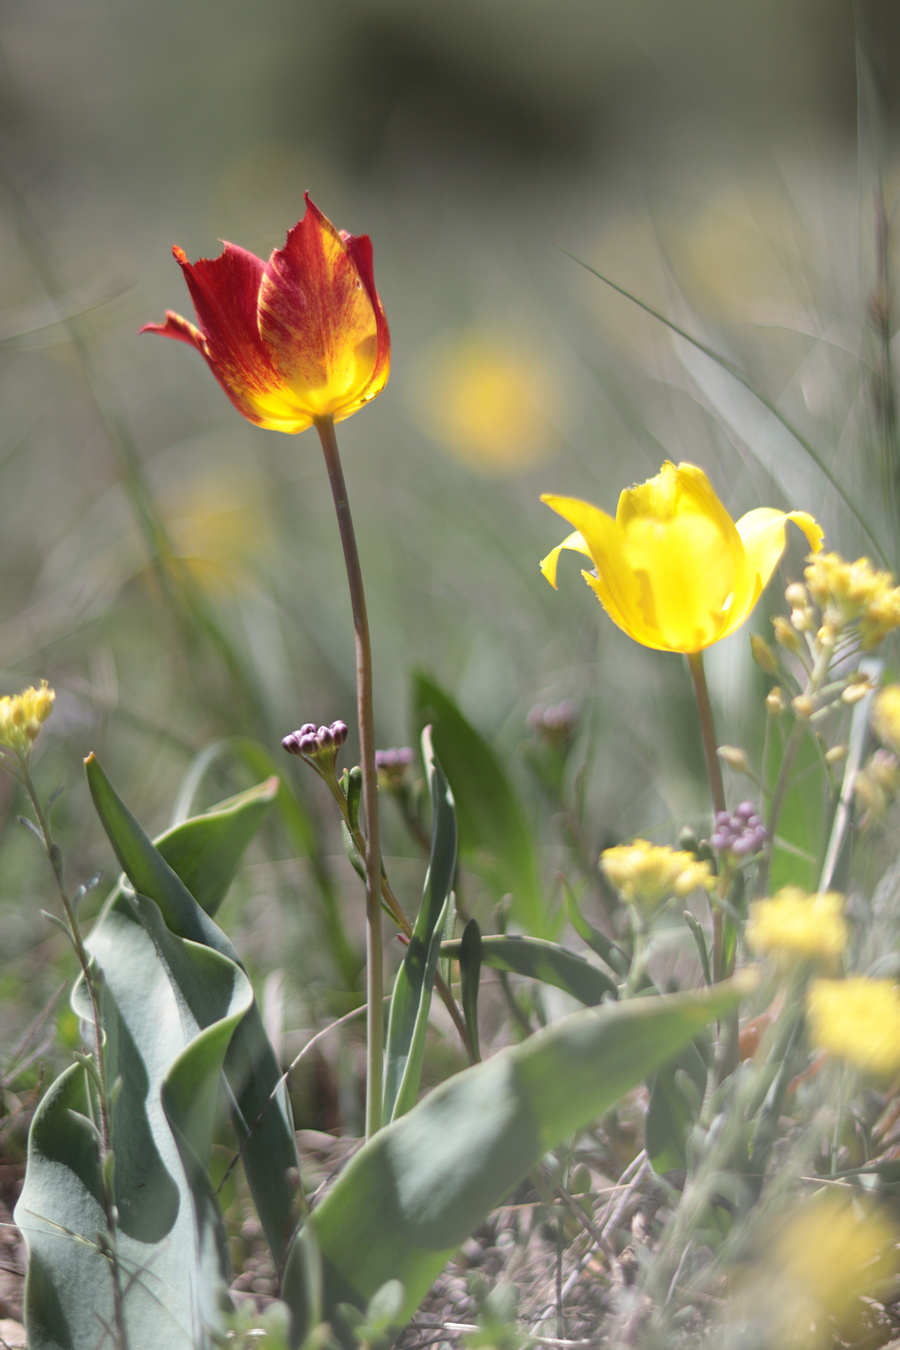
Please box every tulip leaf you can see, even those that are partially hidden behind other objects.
[412,673,551,938]
[383,729,457,1123]
[441,933,618,1006]
[282,980,745,1345]
[84,754,301,1273]
[155,774,280,917]
[15,893,254,1350]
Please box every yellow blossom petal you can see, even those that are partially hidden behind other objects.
[757,1193,899,1344]
[539,530,592,588]
[745,887,846,967]
[807,977,900,1076]
[0,681,55,761]
[601,839,714,914]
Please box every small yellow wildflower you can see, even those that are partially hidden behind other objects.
[872,683,900,755]
[765,686,787,716]
[803,551,900,648]
[854,749,900,829]
[767,1193,897,1343]
[772,612,802,651]
[807,977,900,1076]
[749,632,777,674]
[745,887,846,967]
[0,682,55,761]
[601,839,714,914]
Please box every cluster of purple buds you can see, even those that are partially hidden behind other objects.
[282,720,348,777]
[375,746,414,788]
[527,699,578,748]
[710,801,768,859]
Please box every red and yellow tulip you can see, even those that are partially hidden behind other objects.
[142,195,390,433]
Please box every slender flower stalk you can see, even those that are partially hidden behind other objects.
[316,415,384,1137]
[686,651,730,982]
[283,722,473,1057]
[0,686,130,1350]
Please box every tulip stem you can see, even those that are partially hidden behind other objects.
[687,651,726,818]
[316,416,384,1139]
[687,651,728,983]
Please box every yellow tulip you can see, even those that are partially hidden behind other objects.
[541,461,823,654]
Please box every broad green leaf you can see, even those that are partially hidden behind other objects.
[15,894,254,1350]
[383,729,458,1122]
[85,754,300,1273]
[155,774,280,917]
[282,979,745,1344]
[412,673,551,938]
[441,933,618,1006]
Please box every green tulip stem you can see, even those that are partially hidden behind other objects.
[687,651,728,983]
[687,651,726,817]
[316,415,384,1139]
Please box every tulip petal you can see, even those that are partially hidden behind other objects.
[164,242,301,428]
[539,530,592,588]
[259,197,386,422]
[540,495,647,641]
[342,229,391,391]
[615,464,745,652]
[140,310,208,352]
[727,508,825,638]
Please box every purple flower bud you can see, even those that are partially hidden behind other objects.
[375,745,415,786]
[527,700,579,748]
[282,718,349,777]
[710,802,768,861]
[331,720,349,746]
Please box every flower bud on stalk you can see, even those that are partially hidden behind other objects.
[283,720,349,783]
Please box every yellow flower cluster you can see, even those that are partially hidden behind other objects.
[802,551,900,648]
[745,887,846,967]
[807,977,900,1077]
[0,682,55,760]
[601,839,714,914]
[767,1194,897,1343]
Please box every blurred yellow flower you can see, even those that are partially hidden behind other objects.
[412,331,559,476]
[745,887,845,967]
[766,1193,897,1344]
[872,684,900,754]
[542,461,822,654]
[0,682,55,761]
[163,471,269,596]
[803,552,900,648]
[601,839,713,914]
[853,749,900,830]
[807,977,900,1077]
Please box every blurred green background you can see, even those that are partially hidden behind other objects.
[3,0,900,1103]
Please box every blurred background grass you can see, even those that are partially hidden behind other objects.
[3,0,900,1120]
